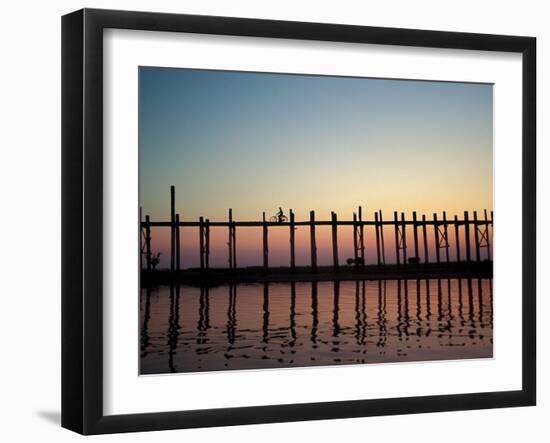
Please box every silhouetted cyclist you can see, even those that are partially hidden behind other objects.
[277,207,285,223]
[269,208,287,223]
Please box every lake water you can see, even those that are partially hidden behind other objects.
[140,279,493,374]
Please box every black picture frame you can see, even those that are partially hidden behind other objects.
[62,8,536,435]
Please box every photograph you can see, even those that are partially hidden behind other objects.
[138,67,494,375]
[52,4,539,437]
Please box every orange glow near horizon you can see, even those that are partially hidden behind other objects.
[147,217,493,269]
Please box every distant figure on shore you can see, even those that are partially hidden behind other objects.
[347,257,365,266]
[151,252,161,271]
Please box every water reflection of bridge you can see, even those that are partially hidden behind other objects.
[140,278,493,373]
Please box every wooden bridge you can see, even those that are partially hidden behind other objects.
[140,186,493,275]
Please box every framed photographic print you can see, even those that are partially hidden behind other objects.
[62,8,536,435]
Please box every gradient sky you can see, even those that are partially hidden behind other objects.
[139,67,493,268]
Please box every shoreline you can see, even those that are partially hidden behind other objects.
[141,262,492,287]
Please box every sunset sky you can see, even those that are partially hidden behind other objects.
[139,67,493,268]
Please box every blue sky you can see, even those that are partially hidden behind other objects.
[139,67,492,267]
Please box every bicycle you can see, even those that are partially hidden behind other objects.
[269,214,288,223]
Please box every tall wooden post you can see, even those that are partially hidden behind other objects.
[232,214,237,269]
[358,206,365,268]
[228,209,233,269]
[310,210,317,271]
[473,211,481,262]
[454,215,461,262]
[175,214,180,272]
[375,211,382,268]
[263,212,269,271]
[140,206,143,270]
[353,212,359,269]
[262,212,269,271]
[379,210,386,265]
[422,214,429,264]
[199,216,205,270]
[170,185,175,273]
[433,213,440,264]
[393,211,401,266]
[443,211,450,263]
[401,212,407,265]
[145,215,152,272]
[331,211,339,271]
[289,209,295,272]
[205,219,210,270]
[484,209,491,260]
[412,211,419,262]
[464,211,471,262]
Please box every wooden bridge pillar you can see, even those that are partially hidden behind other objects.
[394,211,401,266]
[464,211,471,262]
[379,210,386,265]
[412,211,419,262]
[358,206,365,268]
[433,213,440,264]
[473,211,481,262]
[289,209,295,272]
[145,215,151,272]
[353,212,359,269]
[140,206,143,269]
[375,211,381,268]
[262,212,269,271]
[170,185,175,273]
[310,210,317,271]
[175,214,180,272]
[443,211,450,263]
[331,211,339,271]
[454,215,461,262]
[199,216,205,270]
[228,209,233,269]
[484,209,491,260]
[401,212,407,265]
[422,214,429,264]
[205,218,210,270]
[232,227,237,269]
